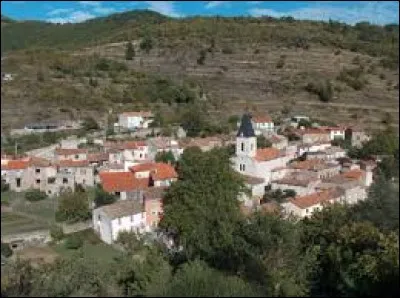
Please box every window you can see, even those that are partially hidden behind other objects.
[131,215,134,222]
[36,179,40,184]
[239,164,242,171]
[98,215,101,221]
[48,190,51,194]
[35,168,40,173]
[115,192,120,197]
[75,154,79,159]
[139,153,142,158]
[306,209,309,213]
[48,177,56,184]
[63,178,68,184]
[16,178,21,187]
[83,179,86,185]
[243,164,246,171]
[241,142,244,152]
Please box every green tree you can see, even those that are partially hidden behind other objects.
[125,41,135,60]
[49,225,65,242]
[140,34,153,54]
[82,116,99,131]
[1,180,9,192]
[158,260,262,297]
[1,242,12,258]
[155,151,176,165]
[94,186,117,208]
[197,49,207,65]
[55,191,91,223]
[64,234,83,250]
[1,259,35,297]
[160,148,246,270]
[257,135,272,148]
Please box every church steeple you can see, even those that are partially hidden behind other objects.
[236,113,256,158]
[237,113,255,137]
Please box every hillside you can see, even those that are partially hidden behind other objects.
[1,11,399,132]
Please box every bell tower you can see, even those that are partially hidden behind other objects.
[236,113,256,157]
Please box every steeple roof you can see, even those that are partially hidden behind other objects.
[237,113,255,137]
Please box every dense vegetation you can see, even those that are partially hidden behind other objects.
[1,147,399,297]
[2,11,398,64]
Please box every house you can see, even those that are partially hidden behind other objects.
[319,126,346,140]
[251,114,274,135]
[179,136,225,152]
[99,171,149,200]
[57,160,95,188]
[143,187,165,229]
[295,128,331,144]
[289,159,341,180]
[55,148,88,161]
[289,116,310,127]
[92,199,148,244]
[297,142,331,157]
[271,173,321,196]
[104,141,150,164]
[231,114,290,184]
[239,174,265,208]
[118,111,154,130]
[147,137,184,160]
[129,162,178,187]
[88,152,109,167]
[281,187,345,218]
[269,134,288,150]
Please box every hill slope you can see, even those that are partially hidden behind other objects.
[1,11,399,131]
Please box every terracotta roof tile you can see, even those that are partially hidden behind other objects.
[342,169,364,180]
[121,111,154,117]
[130,162,177,180]
[58,160,90,167]
[99,171,149,192]
[255,148,281,161]
[288,188,344,209]
[88,152,109,162]
[2,160,30,170]
[252,115,273,123]
[241,174,265,185]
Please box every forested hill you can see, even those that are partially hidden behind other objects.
[1,10,399,62]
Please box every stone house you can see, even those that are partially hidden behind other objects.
[57,160,95,188]
[55,148,88,161]
[117,111,154,130]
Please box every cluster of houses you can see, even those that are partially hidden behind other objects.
[1,110,375,244]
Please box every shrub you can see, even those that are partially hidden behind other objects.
[276,58,285,69]
[334,49,341,55]
[305,80,333,102]
[379,73,386,80]
[94,187,117,208]
[197,49,207,65]
[50,225,65,242]
[1,242,13,258]
[25,189,47,202]
[125,41,135,60]
[337,67,367,90]
[82,116,99,131]
[221,46,233,54]
[140,35,153,53]
[1,180,9,192]
[64,235,83,250]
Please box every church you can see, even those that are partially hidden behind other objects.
[231,113,291,199]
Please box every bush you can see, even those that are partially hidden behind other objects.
[276,57,285,69]
[1,180,9,192]
[379,73,386,80]
[25,189,47,202]
[334,49,341,55]
[82,116,99,131]
[337,67,367,90]
[197,49,207,65]
[50,225,65,242]
[140,35,153,53]
[125,41,135,60]
[64,235,83,250]
[94,187,117,208]
[221,46,233,54]
[305,79,333,102]
[1,242,13,258]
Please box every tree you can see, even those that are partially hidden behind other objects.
[1,259,35,297]
[301,204,399,297]
[94,186,117,208]
[158,260,262,297]
[140,34,153,54]
[55,191,91,223]
[180,107,206,137]
[1,180,9,192]
[50,225,64,242]
[82,116,99,131]
[197,49,207,65]
[125,41,135,60]
[257,135,272,148]
[160,148,246,270]
[1,242,12,258]
[25,189,47,202]
[352,176,399,233]
[155,151,176,165]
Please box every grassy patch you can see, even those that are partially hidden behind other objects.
[52,229,122,265]
[1,211,48,235]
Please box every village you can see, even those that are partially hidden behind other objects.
[1,109,376,249]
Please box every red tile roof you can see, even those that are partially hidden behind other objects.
[58,160,90,167]
[130,162,178,180]
[99,171,149,192]
[2,160,30,170]
[55,148,88,155]
[288,188,344,209]
[252,115,273,123]
[255,148,281,161]
[104,141,147,151]
[342,169,364,180]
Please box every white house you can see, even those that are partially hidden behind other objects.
[251,115,274,135]
[92,199,148,244]
[281,187,345,219]
[118,111,154,130]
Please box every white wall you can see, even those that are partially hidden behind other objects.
[110,212,147,242]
